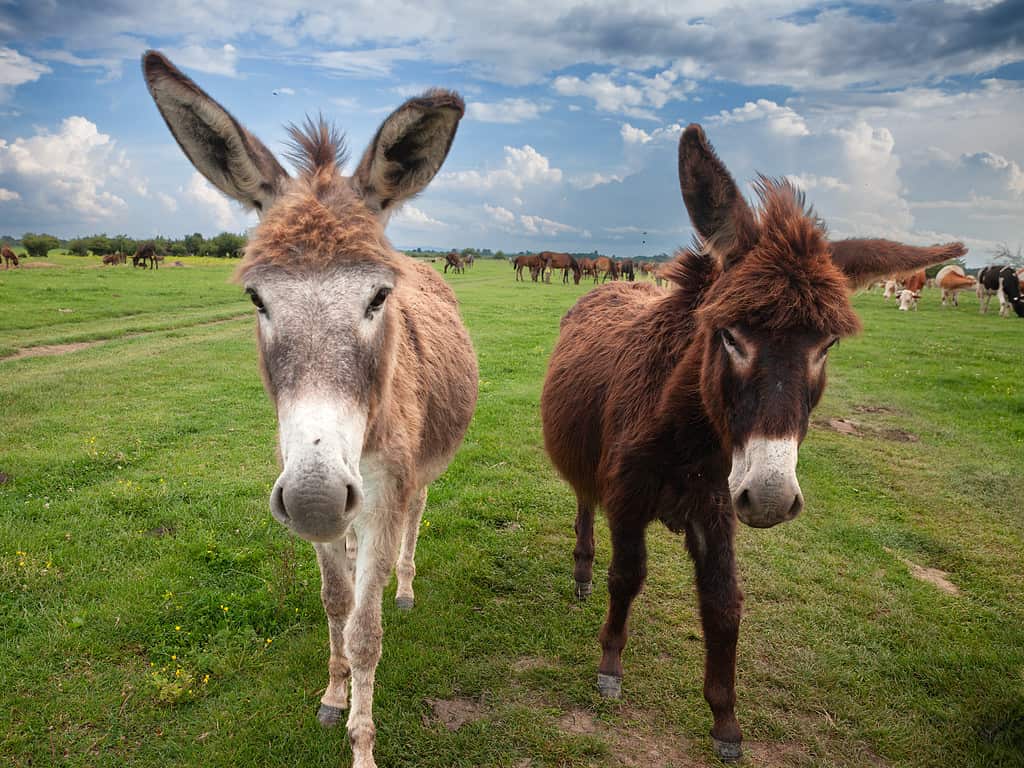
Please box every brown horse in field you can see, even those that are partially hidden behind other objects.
[577,257,596,279]
[540,124,963,762]
[540,251,581,284]
[133,242,157,269]
[102,253,122,265]
[144,50,477,768]
[2,246,19,268]
[618,258,636,281]
[593,255,619,283]
[444,250,464,274]
[513,254,542,281]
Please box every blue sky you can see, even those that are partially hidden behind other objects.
[0,1,1022,264]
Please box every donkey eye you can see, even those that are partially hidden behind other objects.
[367,287,391,316]
[246,288,267,314]
[820,337,839,358]
[720,328,743,356]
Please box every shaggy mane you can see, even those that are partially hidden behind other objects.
[284,115,348,177]
[672,177,861,337]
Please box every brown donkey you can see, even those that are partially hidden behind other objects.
[2,245,19,268]
[541,124,964,762]
[143,51,478,768]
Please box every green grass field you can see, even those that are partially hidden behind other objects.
[2,255,1022,767]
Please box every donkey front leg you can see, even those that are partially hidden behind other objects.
[345,511,402,768]
[314,533,356,727]
[395,487,427,610]
[686,514,744,762]
[597,520,648,699]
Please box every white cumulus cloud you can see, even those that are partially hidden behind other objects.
[438,145,562,191]
[709,99,810,137]
[467,98,548,123]
[0,116,134,218]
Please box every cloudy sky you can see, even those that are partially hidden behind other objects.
[0,1,1022,264]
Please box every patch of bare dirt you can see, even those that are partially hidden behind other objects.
[3,341,102,361]
[852,404,897,415]
[814,418,919,443]
[0,471,9,485]
[556,706,698,767]
[423,697,487,731]
[510,656,554,673]
[145,525,176,538]
[20,261,61,269]
[902,559,959,595]
[744,741,813,767]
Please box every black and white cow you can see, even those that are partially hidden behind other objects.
[977,265,1024,318]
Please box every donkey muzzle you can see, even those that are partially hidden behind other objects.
[729,437,804,528]
[272,398,367,542]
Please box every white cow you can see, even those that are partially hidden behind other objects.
[897,289,920,311]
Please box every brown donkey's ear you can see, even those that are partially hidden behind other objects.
[142,50,288,213]
[829,239,967,291]
[677,124,758,270]
[353,89,464,214]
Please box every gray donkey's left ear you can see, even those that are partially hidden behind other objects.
[142,50,289,213]
[352,89,464,214]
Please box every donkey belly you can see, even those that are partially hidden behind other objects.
[542,284,657,503]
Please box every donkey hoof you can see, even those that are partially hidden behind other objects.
[574,580,593,601]
[712,738,743,763]
[597,673,622,699]
[317,703,346,727]
[395,595,414,611]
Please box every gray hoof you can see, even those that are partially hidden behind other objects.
[395,595,414,611]
[597,673,622,699]
[317,703,345,727]
[713,738,742,762]
[574,580,593,601]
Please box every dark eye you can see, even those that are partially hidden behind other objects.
[720,328,744,356]
[246,288,267,314]
[820,337,839,359]
[367,287,391,316]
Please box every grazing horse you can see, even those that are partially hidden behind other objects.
[102,253,121,265]
[594,256,619,283]
[577,257,597,280]
[463,252,475,268]
[444,250,465,274]
[2,245,19,268]
[540,124,963,762]
[540,251,581,284]
[133,242,156,269]
[978,265,1024,317]
[513,254,542,282]
[143,50,478,768]
[618,258,636,281]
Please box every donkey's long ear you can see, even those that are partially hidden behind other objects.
[353,89,464,214]
[830,239,966,290]
[678,124,758,270]
[142,50,288,213]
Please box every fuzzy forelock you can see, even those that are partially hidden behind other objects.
[284,115,349,178]
[672,178,861,337]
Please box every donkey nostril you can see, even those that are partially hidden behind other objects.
[272,483,289,520]
[734,488,751,513]
[344,485,360,513]
[788,493,804,519]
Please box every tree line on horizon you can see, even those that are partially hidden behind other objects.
[3,232,247,259]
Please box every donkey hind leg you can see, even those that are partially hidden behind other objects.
[395,487,427,610]
[686,515,744,762]
[573,497,596,600]
[345,509,402,768]
[597,521,648,699]
[314,536,357,726]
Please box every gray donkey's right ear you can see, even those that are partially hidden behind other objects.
[142,50,288,213]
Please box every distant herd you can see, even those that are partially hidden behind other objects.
[878,263,1024,317]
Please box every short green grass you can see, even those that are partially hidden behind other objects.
[1,257,1022,767]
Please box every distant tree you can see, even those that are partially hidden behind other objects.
[112,234,134,255]
[67,238,90,257]
[183,232,204,255]
[22,233,60,258]
[991,243,1023,268]
[87,234,114,255]
[206,231,246,257]
[167,241,188,257]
